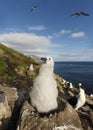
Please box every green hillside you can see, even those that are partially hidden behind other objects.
[0,43,35,65]
[0,43,38,82]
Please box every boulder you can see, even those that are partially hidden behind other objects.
[0,84,18,111]
[77,106,93,130]
[17,99,83,130]
[86,95,93,107]
[0,90,11,130]
[0,84,19,130]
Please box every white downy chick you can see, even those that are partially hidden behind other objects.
[30,56,58,113]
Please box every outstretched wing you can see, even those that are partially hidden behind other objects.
[80,11,90,16]
[71,11,90,16]
[71,12,81,16]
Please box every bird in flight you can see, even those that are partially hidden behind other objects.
[71,11,90,16]
[31,6,38,12]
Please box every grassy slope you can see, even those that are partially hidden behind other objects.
[0,43,35,65]
[0,43,38,81]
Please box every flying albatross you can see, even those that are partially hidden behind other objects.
[31,6,38,12]
[71,11,90,16]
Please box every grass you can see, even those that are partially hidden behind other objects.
[0,58,8,75]
[0,43,39,82]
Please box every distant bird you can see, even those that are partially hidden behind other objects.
[71,11,90,16]
[31,6,38,12]
[66,82,73,89]
[30,56,58,113]
[29,63,34,71]
[69,82,73,89]
[67,83,86,110]
[90,94,93,99]
[62,79,66,84]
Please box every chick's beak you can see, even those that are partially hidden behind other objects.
[41,57,47,62]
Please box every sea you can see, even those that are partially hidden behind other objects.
[54,62,93,94]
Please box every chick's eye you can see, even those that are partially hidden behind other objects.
[49,58,51,60]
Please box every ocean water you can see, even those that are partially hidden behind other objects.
[54,62,93,94]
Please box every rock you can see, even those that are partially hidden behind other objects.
[86,95,93,108]
[17,99,83,130]
[77,106,93,130]
[15,66,26,76]
[0,90,11,130]
[26,69,36,76]
[0,84,19,130]
[8,88,28,130]
[0,84,18,111]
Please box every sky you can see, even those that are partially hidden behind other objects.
[0,0,93,61]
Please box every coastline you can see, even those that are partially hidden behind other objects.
[54,61,93,94]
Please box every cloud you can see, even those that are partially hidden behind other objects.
[0,32,59,56]
[71,32,85,38]
[5,27,18,32]
[22,49,55,55]
[28,25,47,31]
[60,29,71,35]
[54,29,85,39]
[59,49,93,61]
[59,51,87,57]
[47,35,53,39]
[0,32,50,48]
[54,29,71,37]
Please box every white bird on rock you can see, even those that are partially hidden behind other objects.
[67,83,86,110]
[69,82,73,89]
[30,56,58,113]
[75,83,86,110]
[90,94,93,99]
[29,63,34,71]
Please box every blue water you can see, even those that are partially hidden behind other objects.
[54,62,93,94]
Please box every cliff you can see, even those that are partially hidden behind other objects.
[0,43,93,130]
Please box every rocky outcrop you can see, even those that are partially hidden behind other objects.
[0,75,93,130]
[0,84,18,130]
[0,84,18,111]
[0,74,93,130]
[78,106,93,130]
[0,44,93,130]
[0,90,11,130]
[16,99,83,130]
